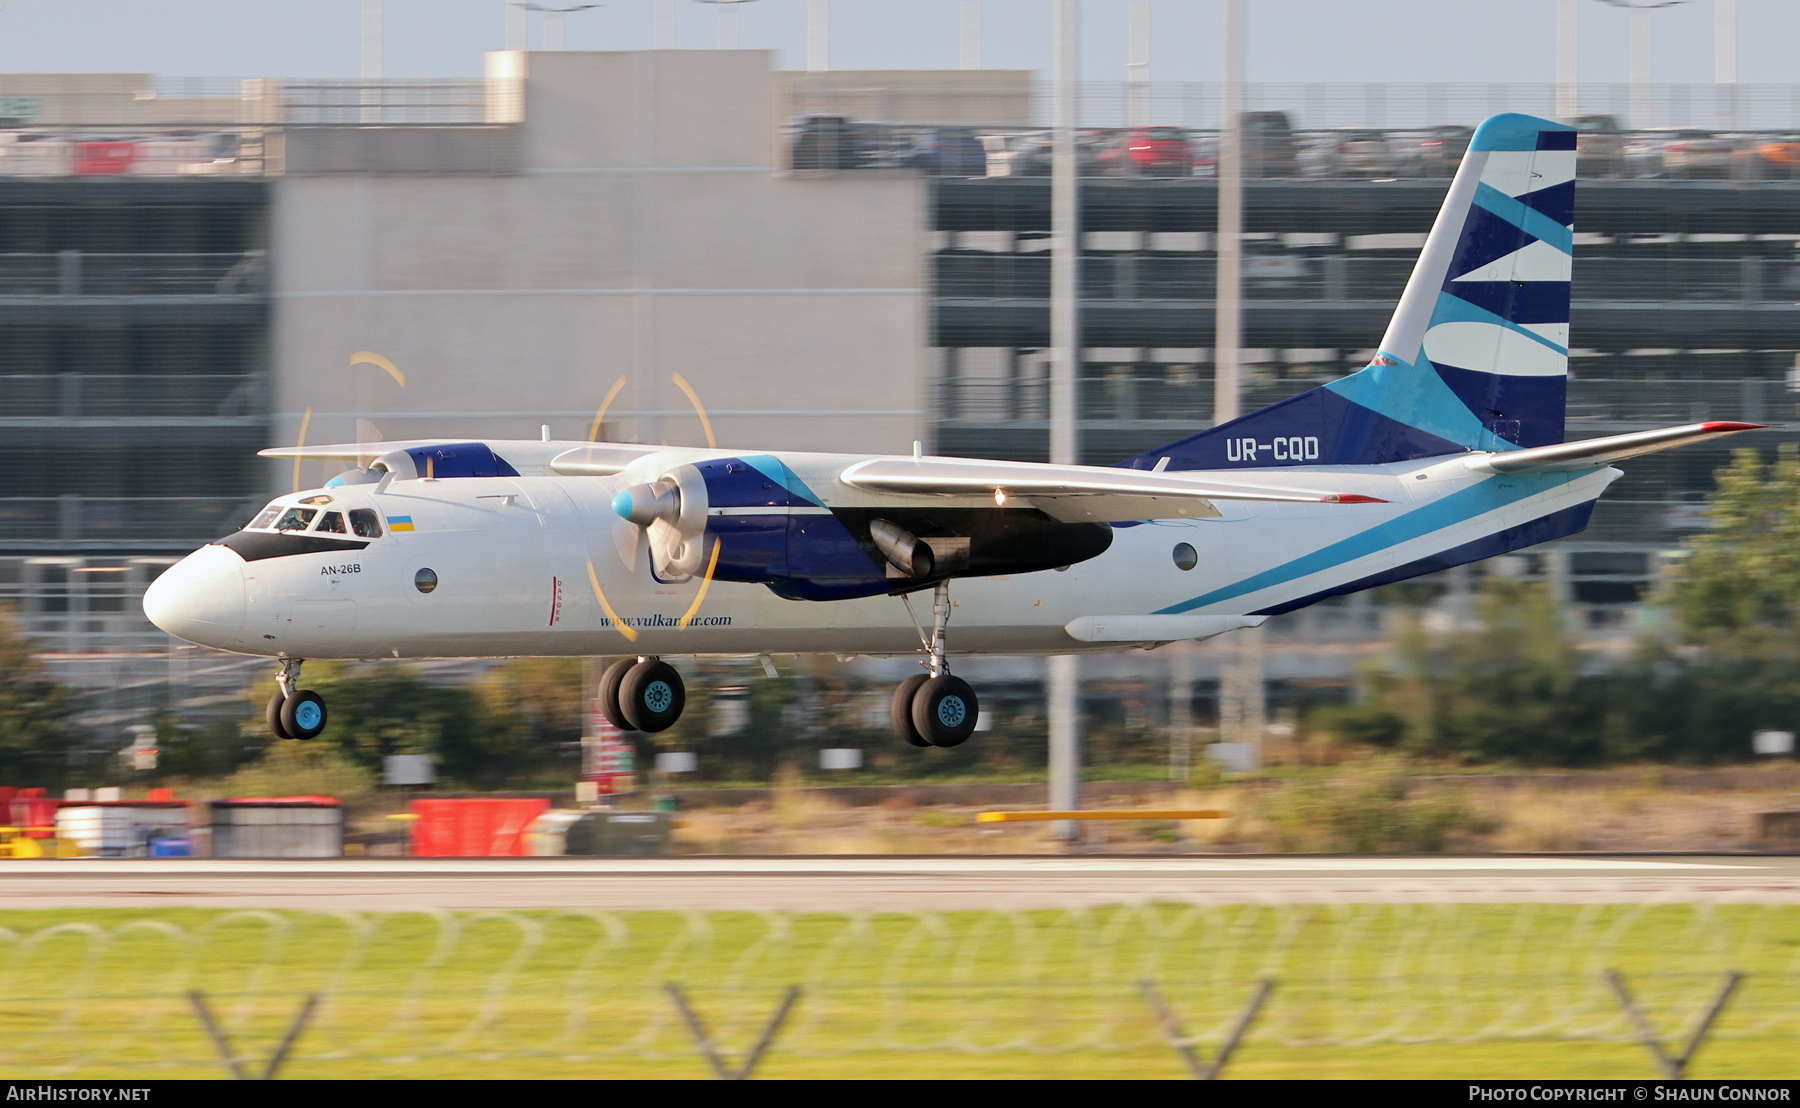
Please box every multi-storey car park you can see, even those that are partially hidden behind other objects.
[0,53,1796,737]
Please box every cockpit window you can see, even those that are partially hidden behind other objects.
[348,509,383,538]
[316,511,347,534]
[274,508,316,532]
[249,507,280,530]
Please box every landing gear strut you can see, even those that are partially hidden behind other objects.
[599,656,687,733]
[892,581,980,748]
[267,656,328,741]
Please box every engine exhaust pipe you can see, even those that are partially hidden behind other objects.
[869,518,935,578]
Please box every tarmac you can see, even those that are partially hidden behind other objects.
[3,854,1798,910]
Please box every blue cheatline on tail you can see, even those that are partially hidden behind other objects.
[1123,112,1577,472]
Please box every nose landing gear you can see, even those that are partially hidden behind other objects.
[267,656,328,741]
[892,582,980,749]
[597,656,687,733]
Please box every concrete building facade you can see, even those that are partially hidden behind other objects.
[272,50,930,494]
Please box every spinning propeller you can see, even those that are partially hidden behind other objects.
[584,372,724,638]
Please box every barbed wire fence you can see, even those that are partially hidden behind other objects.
[1,900,1797,1079]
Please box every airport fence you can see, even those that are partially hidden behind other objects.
[1,901,1798,1078]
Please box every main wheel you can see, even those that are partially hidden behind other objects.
[911,675,978,748]
[890,674,930,747]
[266,692,293,740]
[598,657,636,730]
[280,690,327,740]
[619,660,685,733]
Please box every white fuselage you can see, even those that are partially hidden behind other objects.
[143,442,1619,661]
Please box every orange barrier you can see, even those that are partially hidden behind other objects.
[408,798,549,857]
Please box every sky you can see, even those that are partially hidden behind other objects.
[0,0,1792,86]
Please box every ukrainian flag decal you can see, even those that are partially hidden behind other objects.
[388,515,415,532]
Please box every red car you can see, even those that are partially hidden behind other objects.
[1098,126,1192,177]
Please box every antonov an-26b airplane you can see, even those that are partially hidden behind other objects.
[145,114,1759,748]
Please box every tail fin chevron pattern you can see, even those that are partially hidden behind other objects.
[1126,113,1576,472]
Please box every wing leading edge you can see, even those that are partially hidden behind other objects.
[839,457,1385,525]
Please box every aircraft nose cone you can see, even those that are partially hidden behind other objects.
[144,544,246,648]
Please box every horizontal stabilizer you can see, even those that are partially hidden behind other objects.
[1065,614,1266,643]
[1464,421,1765,474]
[840,457,1387,511]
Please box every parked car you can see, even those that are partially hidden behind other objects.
[1305,128,1394,178]
[1571,115,1625,177]
[790,114,858,171]
[1746,134,1800,179]
[1096,126,1193,177]
[848,121,907,169]
[1241,111,1298,177]
[1007,130,1108,177]
[1656,129,1737,178]
[905,126,988,177]
[1411,125,1474,177]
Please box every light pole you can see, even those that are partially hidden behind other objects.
[1127,0,1149,127]
[808,0,828,71]
[1047,0,1080,843]
[960,0,981,69]
[361,0,381,124]
[1714,0,1736,127]
[1556,0,1578,119]
[526,4,598,51]
[694,0,759,50]
[1596,0,1689,130]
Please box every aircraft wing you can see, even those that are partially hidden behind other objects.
[1464,421,1765,475]
[839,457,1385,523]
[260,440,660,477]
[259,440,462,461]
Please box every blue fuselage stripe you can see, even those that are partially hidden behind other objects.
[1153,471,1581,614]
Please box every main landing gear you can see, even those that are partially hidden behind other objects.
[599,656,687,733]
[891,581,980,749]
[267,656,328,740]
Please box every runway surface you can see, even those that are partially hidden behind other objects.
[4,855,1799,909]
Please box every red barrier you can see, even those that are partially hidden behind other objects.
[73,141,137,175]
[408,798,549,857]
[8,788,57,838]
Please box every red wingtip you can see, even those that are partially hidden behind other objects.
[1701,421,1768,432]
[1324,494,1388,504]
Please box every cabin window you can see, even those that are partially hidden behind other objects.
[249,507,280,530]
[274,508,316,532]
[316,511,347,534]
[348,509,383,538]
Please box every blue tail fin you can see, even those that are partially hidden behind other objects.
[1124,113,1576,472]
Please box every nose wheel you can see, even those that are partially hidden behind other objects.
[267,657,328,741]
[891,582,980,748]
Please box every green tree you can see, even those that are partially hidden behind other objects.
[1648,444,1800,759]
[1310,580,1628,765]
[151,712,268,780]
[1667,444,1800,637]
[467,658,584,785]
[308,664,487,781]
[0,608,89,787]
[307,661,584,789]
